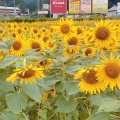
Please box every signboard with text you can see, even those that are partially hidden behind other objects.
[92,0,108,13]
[81,0,91,13]
[69,0,80,14]
[50,0,67,14]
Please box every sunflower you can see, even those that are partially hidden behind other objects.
[90,19,118,49]
[42,92,48,102]
[9,37,27,56]
[83,47,96,58]
[63,48,77,57]
[6,64,45,84]
[35,58,52,69]
[49,88,56,97]
[15,27,24,37]
[96,53,120,90]
[63,33,81,52]
[28,38,45,53]
[46,39,57,50]
[74,68,106,94]
[0,50,4,60]
[56,17,75,39]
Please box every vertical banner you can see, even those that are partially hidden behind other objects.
[117,2,120,16]
[81,0,91,13]
[69,0,80,14]
[50,0,67,14]
[92,0,108,13]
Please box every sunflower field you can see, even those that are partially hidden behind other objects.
[0,17,120,120]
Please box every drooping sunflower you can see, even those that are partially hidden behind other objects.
[96,53,120,90]
[63,48,77,57]
[35,58,52,69]
[56,17,75,39]
[6,64,45,84]
[83,47,96,58]
[74,68,106,94]
[9,37,27,56]
[90,19,118,49]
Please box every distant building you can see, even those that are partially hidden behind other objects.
[0,6,21,16]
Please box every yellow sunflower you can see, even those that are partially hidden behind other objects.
[74,68,106,94]
[42,92,48,102]
[96,53,120,90]
[90,19,118,49]
[6,64,45,84]
[63,48,77,57]
[46,39,57,50]
[83,47,96,58]
[56,17,75,39]
[63,33,81,52]
[35,58,52,69]
[0,50,4,60]
[9,37,27,56]
[27,38,45,53]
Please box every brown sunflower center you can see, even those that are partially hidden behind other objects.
[95,27,109,40]
[43,36,48,42]
[33,29,38,33]
[18,29,22,34]
[40,60,47,65]
[32,42,41,51]
[85,48,92,56]
[0,30,3,33]
[105,63,120,78]
[13,41,21,50]
[61,24,70,34]
[68,37,78,45]
[77,28,82,35]
[12,33,16,38]
[50,28,54,32]
[49,42,54,47]
[83,70,98,84]
[17,69,35,78]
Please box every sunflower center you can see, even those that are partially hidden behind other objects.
[68,37,77,45]
[50,28,54,32]
[32,42,41,51]
[49,42,54,47]
[17,69,35,78]
[95,27,109,40]
[105,63,120,78]
[0,30,3,33]
[18,29,22,34]
[33,29,38,33]
[61,24,70,34]
[12,33,16,38]
[13,41,21,50]
[43,36,48,42]
[85,48,92,56]
[77,28,82,35]
[83,70,98,84]
[40,60,47,65]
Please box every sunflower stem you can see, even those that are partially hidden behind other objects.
[23,58,26,67]
[21,110,29,120]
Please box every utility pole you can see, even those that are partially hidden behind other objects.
[14,0,16,15]
[37,0,40,18]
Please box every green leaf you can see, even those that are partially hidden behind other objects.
[0,56,19,69]
[5,92,28,114]
[64,81,79,95]
[21,82,43,102]
[0,70,15,92]
[98,98,120,112]
[55,96,78,113]
[0,41,9,53]
[86,112,110,120]
[1,111,18,120]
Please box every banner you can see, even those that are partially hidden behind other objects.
[50,0,67,14]
[92,0,108,13]
[69,0,80,14]
[81,0,91,13]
